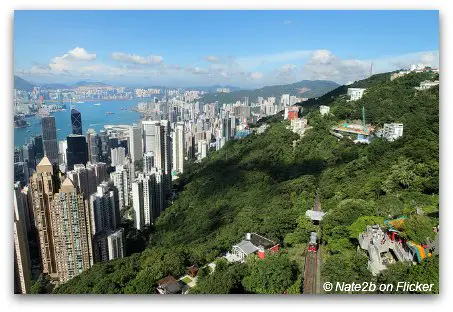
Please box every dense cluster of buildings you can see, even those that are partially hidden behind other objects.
[14,86,306,293]
[390,64,439,81]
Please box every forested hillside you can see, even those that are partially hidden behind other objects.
[52,71,439,294]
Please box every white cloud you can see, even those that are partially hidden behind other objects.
[48,47,96,72]
[204,55,221,63]
[52,47,96,62]
[111,52,164,65]
[249,72,263,80]
[279,64,297,72]
[380,51,439,71]
[15,47,439,88]
[237,50,311,69]
[302,50,374,83]
[271,64,298,83]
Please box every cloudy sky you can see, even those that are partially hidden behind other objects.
[14,10,439,88]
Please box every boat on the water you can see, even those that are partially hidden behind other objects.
[106,112,114,115]
[93,103,101,106]
[76,101,84,104]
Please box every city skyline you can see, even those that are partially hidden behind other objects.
[12,9,440,296]
[14,10,439,88]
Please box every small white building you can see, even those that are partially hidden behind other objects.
[225,233,278,263]
[290,118,308,137]
[347,88,366,101]
[107,228,124,260]
[383,123,404,142]
[416,80,439,90]
[319,105,330,116]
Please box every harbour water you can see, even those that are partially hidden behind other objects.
[14,99,142,147]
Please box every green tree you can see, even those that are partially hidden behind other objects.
[30,274,53,294]
[242,253,296,294]
[401,215,436,244]
[348,216,385,240]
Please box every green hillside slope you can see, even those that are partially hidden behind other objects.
[52,71,439,294]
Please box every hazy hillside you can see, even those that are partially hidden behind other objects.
[14,75,35,92]
[199,80,339,104]
[74,81,111,88]
[40,83,72,90]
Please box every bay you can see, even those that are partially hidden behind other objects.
[14,99,142,147]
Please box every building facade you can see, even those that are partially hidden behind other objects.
[14,182,32,294]
[51,178,93,283]
[29,156,58,276]
[41,116,59,165]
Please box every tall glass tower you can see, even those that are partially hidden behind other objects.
[71,109,83,135]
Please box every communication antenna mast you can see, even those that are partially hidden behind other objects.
[370,62,373,77]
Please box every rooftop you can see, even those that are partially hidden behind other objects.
[305,210,326,221]
[157,275,183,294]
[249,233,276,249]
[234,240,259,255]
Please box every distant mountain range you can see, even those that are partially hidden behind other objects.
[185,85,241,92]
[198,80,340,104]
[14,76,113,90]
[14,76,337,101]
[14,75,35,92]
[74,80,111,88]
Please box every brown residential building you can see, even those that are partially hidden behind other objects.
[51,178,93,283]
[29,156,58,276]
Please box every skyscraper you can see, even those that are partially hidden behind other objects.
[198,140,208,160]
[33,135,45,164]
[172,122,184,175]
[66,134,88,171]
[143,151,155,174]
[90,182,119,235]
[22,141,36,172]
[58,140,68,164]
[29,156,59,276]
[159,120,172,196]
[71,108,83,135]
[87,162,108,186]
[142,120,172,198]
[51,178,92,283]
[41,116,59,165]
[132,170,164,230]
[132,178,145,230]
[111,164,130,210]
[14,182,32,294]
[142,120,159,154]
[86,129,101,163]
[14,161,29,188]
[111,147,126,167]
[67,164,97,201]
[90,182,121,262]
[129,125,143,163]
[98,130,110,163]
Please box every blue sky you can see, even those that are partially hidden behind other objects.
[14,10,439,88]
